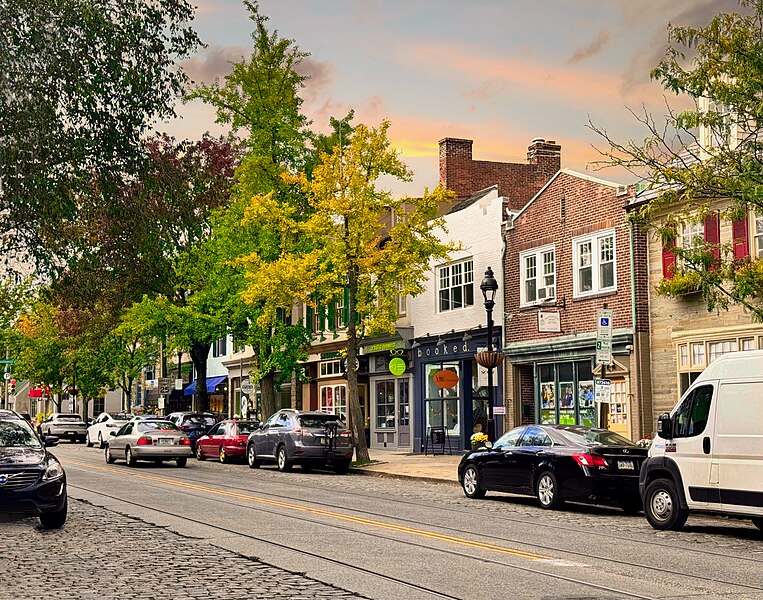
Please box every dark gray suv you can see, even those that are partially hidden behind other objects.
[246,410,353,474]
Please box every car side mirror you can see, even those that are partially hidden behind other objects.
[484,441,493,449]
[657,413,673,439]
[44,435,59,447]
[109,431,117,437]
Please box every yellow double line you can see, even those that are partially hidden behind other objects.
[68,459,549,561]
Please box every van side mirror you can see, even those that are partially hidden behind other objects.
[657,413,673,439]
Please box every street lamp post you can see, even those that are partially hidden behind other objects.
[477,267,500,441]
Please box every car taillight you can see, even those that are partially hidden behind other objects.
[137,436,153,445]
[180,438,191,445]
[340,430,352,438]
[573,453,607,468]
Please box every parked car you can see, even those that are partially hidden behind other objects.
[166,412,216,450]
[105,420,192,467]
[642,350,763,532]
[18,412,33,425]
[246,410,353,474]
[196,419,259,463]
[86,412,133,448]
[0,410,67,529]
[458,425,647,512]
[38,413,88,443]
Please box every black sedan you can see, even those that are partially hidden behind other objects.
[458,425,646,512]
[0,410,67,529]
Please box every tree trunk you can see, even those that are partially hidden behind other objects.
[259,371,276,421]
[348,266,370,463]
[190,340,211,413]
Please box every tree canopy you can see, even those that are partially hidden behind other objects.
[593,0,763,319]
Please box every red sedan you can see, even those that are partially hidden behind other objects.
[195,420,259,463]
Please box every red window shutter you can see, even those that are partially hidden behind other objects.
[662,238,676,279]
[732,216,749,259]
[704,212,720,267]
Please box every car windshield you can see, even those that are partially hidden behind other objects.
[57,414,83,421]
[299,415,345,428]
[0,420,42,448]
[182,415,209,426]
[137,422,178,432]
[236,421,258,434]
[557,427,634,447]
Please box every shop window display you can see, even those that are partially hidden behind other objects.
[537,360,594,427]
[425,362,460,436]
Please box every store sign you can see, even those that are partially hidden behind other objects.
[538,311,561,333]
[433,370,459,389]
[366,340,404,353]
[388,357,406,376]
[320,351,342,359]
[493,405,506,415]
[594,378,611,403]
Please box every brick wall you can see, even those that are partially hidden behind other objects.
[505,171,636,343]
[439,137,561,210]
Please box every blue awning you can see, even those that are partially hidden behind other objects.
[184,375,227,396]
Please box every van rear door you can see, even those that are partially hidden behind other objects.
[715,381,763,516]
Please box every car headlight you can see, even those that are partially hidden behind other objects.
[43,457,64,481]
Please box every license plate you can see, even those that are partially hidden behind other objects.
[67,432,76,436]
[617,460,634,470]
[157,438,173,445]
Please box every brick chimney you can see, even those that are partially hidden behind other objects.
[439,138,474,197]
[527,138,561,175]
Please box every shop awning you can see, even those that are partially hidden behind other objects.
[183,375,227,396]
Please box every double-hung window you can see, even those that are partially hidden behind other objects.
[520,245,555,306]
[438,258,474,312]
[573,230,616,297]
[755,213,763,258]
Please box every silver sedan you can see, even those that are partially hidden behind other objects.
[105,420,193,467]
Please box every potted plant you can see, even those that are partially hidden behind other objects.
[470,432,489,450]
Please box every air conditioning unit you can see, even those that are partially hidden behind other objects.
[537,286,556,301]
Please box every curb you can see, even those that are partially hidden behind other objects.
[349,467,460,486]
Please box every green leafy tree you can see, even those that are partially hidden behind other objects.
[592,0,763,318]
[238,121,456,462]
[0,0,201,272]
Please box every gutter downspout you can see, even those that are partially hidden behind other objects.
[629,219,644,439]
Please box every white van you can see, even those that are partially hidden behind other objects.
[640,350,763,531]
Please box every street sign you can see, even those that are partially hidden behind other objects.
[596,309,614,366]
[492,405,506,415]
[240,380,255,395]
[158,396,165,410]
[174,378,183,391]
[594,378,611,403]
[0,358,14,364]
[3,372,9,380]
[158,377,172,394]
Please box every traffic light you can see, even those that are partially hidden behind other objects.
[9,379,16,395]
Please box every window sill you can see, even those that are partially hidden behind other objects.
[572,289,618,302]
[519,300,558,311]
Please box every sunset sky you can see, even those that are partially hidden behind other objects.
[166,0,742,196]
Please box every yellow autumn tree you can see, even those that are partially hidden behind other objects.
[238,120,456,462]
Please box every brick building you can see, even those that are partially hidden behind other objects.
[503,169,653,441]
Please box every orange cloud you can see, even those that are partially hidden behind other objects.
[400,41,666,109]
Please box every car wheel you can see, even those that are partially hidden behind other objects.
[105,445,115,464]
[125,447,137,467]
[39,498,67,530]
[176,458,187,468]
[98,433,105,449]
[333,461,350,475]
[751,517,763,531]
[536,471,564,509]
[618,497,643,514]
[219,446,228,464]
[247,444,260,469]
[276,445,292,472]
[461,464,486,499]
[86,433,93,448]
[644,478,688,531]
[196,445,206,461]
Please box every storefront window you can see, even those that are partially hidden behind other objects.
[577,360,595,427]
[376,380,396,428]
[539,364,555,425]
[320,384,346,419]
[558,363,575,425]
[471,359,488,434]
[398,380,409,427]
[425,362,460,436]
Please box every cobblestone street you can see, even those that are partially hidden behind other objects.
[0,499,368,600]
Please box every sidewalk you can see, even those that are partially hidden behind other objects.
[350,448,463,485]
